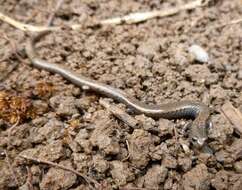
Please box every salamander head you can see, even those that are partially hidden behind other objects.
[189,118,212,147]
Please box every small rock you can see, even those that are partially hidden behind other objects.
[120,43,136,55]
[93,155,109,173]
[78,140,93,154]
[68,140,81,153]
[222,75,237,89]
[182,164,210,190]
[19,140,65,162]
[211,171,242,190]
[143,165,168,188]
[73,153,91,173]
[149,144,165,161]
[208,114,233,145]
[90,117,120,155]
[215,150,232,164]
[128,129,153,168]
[29,165,41,184]
[184,64,211,84]
[211,171,229,190]
[30,118,64,143]
[76,95,97,110]
[188,44,209,63]
[178,157,192,172]
[137,38,160,59]
[32,100,49,114]
[110,161,135,186]
[234,161,242,173]
[0,162,17,189]
[227,139,242,160]
[135,114,156,131]
[19,183,29,190]
[75,129,89,141]
[32,117,48,127]
[158,119,174,137]
[209,86,228,106]
[40,160,77,190]
[49,95,79,116]
[152,62,167,75]
[162,154,177,169]
[173,45,189,66]
[237,69,242,80]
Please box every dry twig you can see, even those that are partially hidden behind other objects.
[98,0,209,25]
[99,99,138,129]
[46,0,64,26]
[0,0,209,32]
[213,18,242,29]
[0,11,57,32]
[19,154,100,188]
[122,140,131,162]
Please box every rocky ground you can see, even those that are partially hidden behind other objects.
[0,0,242,189]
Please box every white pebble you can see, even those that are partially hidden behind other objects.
[188,44,209,63]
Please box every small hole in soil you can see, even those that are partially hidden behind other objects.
[59,14,71,21]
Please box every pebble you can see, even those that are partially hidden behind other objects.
[237,69,242,80]
[234,161,242,173]
[188,44,209,63]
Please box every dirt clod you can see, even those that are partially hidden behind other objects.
[182,164,210,190]
[128,129,153,168]
[144,165,168,188]
[110,161,135,186]
[40,160,77,190]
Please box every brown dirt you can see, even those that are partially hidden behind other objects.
[1,0,242,189]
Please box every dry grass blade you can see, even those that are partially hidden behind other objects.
[99,99,138,129]
[19,155,101,189]
[0,0,209,32]
[213,18,242,29]
[99,0,208,25]
[0,12,58,32]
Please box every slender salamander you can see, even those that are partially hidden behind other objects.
[25,31,212,147]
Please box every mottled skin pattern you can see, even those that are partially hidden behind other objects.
[25,31,212,147]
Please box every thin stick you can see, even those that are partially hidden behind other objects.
[47,0,64,26]
[99,99,138,129]
[4,150,20,186]
[122,140,131,162]
[0,11,57,32]
[19,155,100,188]
[98,0,208,25]
[212,18,242,29]
[0,0,209,32]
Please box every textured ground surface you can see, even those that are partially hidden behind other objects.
[0,0,242,189]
